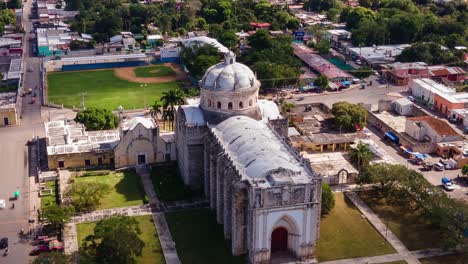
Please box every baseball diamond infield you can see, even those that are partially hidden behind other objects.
[47,63,187,111]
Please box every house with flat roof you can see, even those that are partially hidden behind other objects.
[382,62,465,86]
[0,92,18,126]
[325,29,351,48]
[348,44,411,68]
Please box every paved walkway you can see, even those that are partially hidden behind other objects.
[70,205,152,224]
[137,166,181,264]
[319,248,457,264]
[345,192,422,264]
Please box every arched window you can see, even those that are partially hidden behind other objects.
[249,99,253,107]
[217,102,222,109]
[228,102,233,110]
[239,101,244,109]
[208,99,212,107]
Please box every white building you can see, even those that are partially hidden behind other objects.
[392,97,413,116]
[409,78,457,106]
[405,116,462,143]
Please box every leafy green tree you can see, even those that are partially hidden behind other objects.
[346,7,376,29]
[462,164,468,176]
[33,252,72,264]
[331,101,367,132]
[304,0,337,12]
[0,9,16,34]
[161,89,185,130]
[314,75,329,90]
[75,108,119,131]
[321,183,335,216]
[150,99,163,124]
[248,29,273,50]
[209,25,238,49]
[315,39,331,54]
[41,204,75,228]
[66,181,110,212]
[396,42,460,65]
[349,142,374,172]
[82,216,144,264]
[351,18,388,45]
[181,44,219,80]
[96,227,145,264]
[353,66,373,79]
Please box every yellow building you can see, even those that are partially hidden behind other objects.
[0,92,18,126]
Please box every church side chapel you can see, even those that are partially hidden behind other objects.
[176,52,322,263]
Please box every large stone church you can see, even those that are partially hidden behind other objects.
[175,52,322,263]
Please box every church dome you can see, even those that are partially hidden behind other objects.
[200,52,258,91]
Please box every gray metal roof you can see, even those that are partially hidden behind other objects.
[200,53,258,92]
[212,116,314,186]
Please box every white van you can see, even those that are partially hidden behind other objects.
[433,163,445,171]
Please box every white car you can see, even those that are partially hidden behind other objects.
[0,199,5,209]
[443,181,455,191]
[355,59,362,65]
[433,163,445,171]
[407,96,415,102]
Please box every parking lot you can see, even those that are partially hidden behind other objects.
[367,126,468,202]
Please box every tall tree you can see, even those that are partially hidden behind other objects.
[66,181,110,212]
[349,142,374,172]
[41,204,75,229]
[331,101,367,132]
[161,89,185,130]
[321,183,335,216]
[75,108,119,131]
[150,99,163,125]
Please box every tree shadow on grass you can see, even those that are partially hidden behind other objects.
[114,170,146,203]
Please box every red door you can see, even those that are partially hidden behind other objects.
[271,227,288,252]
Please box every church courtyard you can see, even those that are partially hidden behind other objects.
[76,215,165,264]
[165,208,246,264]
[73,170,147,210]
[316,193,395,262]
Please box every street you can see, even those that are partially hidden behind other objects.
[290,79,467,202]
[0,0,44,261]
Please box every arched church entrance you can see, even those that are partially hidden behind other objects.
[271,227,288,252]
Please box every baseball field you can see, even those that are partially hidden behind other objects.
[47,63,186,111]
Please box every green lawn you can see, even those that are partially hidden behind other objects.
[165,209,246,264]
[316,192,395,262]
[151,163,196,202]
[420,254,465,264]
[40,180,58,209]
[74,170,145,210]
[47,70,180,110]
[77,215,165,264]
[358,190,443,251]
[134,65,175,77]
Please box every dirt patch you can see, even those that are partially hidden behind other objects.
[114,63,187,84]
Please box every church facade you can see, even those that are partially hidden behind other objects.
[175,52,322,263]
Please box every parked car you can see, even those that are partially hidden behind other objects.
[0,238,8,249]
[439,159,454,170]
[355,59,362,65]
[448,117,458,124]
[29,245,50,256]
[442,177,455,191]
[407,96,415,102]
[422,162,434,170]
[434,163,445,171]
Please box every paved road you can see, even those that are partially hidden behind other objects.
[0,0,44,262]
[288,76,409,108]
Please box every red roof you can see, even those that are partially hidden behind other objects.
[407,116,460,137]
[250,22,271,28]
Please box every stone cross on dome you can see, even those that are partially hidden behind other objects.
[224,51,236,64]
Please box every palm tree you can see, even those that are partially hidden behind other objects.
[161,89,185,130]
[349,142,374,171]
[150,99,163,125]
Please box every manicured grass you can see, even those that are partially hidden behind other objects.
[316,192,395,262]
[74,170,145,210]
[134,65,175,77]
[358,190,443,251]
[420,254,465,264]
[165,209,246,264]
[77,215,165,264]
[40,180,57,209]
[47,70,180,110]
[151,163,196,202]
